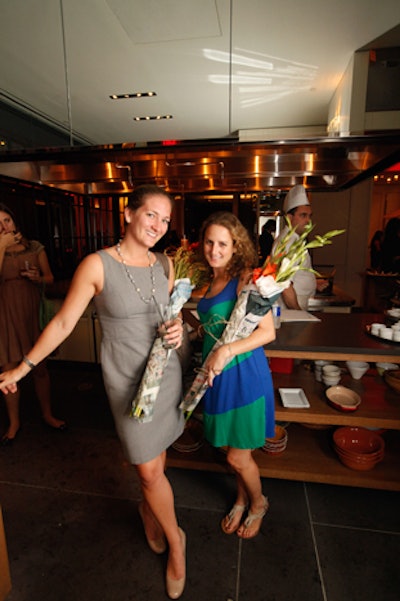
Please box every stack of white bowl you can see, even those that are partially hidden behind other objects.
[314,360,331,382]
[322,364,341,386]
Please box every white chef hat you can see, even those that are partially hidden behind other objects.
[283,185,310,213]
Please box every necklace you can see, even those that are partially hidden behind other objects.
[116,241,156,304]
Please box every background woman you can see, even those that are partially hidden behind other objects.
[381,217,400,274]
[0,202,66,444]
[196,211,276,539]
[0,186,186,599]
[369,229,383,271]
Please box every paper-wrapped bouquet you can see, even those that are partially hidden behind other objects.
[130,242,208,422]
[180,220,344,417]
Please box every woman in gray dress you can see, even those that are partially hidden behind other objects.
[0,185,187,599]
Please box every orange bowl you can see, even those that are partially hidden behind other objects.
[334,445,384,462]
[262,425,288,454]
[333,427,384,455]
[265,424,287,442]
[336,453,382,471]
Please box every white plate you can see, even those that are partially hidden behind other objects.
[279,388,310,408]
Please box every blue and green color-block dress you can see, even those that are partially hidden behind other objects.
[197,277,275,449]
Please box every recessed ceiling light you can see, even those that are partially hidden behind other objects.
[110,92,157,99]
[133,115,173,121]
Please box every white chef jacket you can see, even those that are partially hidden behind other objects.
[272,225,316,311]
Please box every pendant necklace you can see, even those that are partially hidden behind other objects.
[116,241,156,304]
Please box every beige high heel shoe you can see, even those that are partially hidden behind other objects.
[166,527,186,599]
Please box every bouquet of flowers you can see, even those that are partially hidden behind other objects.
[179,219,344,417]
[130,242,208,422]
[170,242,209,290]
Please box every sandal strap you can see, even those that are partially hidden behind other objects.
[227,503,247,521]
[221,503,248,534]
[243,496,269,528]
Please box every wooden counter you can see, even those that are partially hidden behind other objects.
[265,312,400,362]
[167,311,400,490]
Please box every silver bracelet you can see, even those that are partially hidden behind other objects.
[23,355,36,370]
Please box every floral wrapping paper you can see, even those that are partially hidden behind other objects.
[180,220,344,418]
[179,278,289,415]
[130,277,194,422]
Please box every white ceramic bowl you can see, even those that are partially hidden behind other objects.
[314,360,331,368]
[322,365,341,376]
[375,362,398,377]
[380,327,393,340]
[323,375,341,386]
[346,361,369,380]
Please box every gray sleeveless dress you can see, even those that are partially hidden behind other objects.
[94,250,184,464]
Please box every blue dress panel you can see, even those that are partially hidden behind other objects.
[197,278,275,449]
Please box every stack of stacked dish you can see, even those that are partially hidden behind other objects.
[332,426,385,471]
[322,364,341,386]
[262,424,288,455]
[313,360,331,382]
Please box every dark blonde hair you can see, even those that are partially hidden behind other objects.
[126,185,173,211]
[199,211,258,278]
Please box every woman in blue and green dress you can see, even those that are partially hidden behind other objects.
[196,212,276,539]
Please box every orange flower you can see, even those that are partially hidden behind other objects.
[252,267,262,283]
[260,258,278,277]
[252,255,279,283]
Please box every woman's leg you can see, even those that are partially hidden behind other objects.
[226,447,268,538]
[135,452,185,581]
[32,361,65,429]
[1,361,20,440]
[220,471,248,533]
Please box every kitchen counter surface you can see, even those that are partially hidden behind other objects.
[265,312,399,362]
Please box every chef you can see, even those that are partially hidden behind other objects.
[272,184,316,311]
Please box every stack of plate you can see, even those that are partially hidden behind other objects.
[262,425,288,455]
[172,419,204,453]
[332,426,385,471]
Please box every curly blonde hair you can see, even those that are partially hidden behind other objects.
[199,211,258,278]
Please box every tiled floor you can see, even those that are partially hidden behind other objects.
[1,362,399,601]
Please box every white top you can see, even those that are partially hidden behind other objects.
[272,226,316,310]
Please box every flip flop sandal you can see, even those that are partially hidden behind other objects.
[237,496,269,539]
[221,503,247,534]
